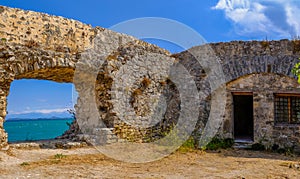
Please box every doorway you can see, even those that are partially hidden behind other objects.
[233,93,254,141]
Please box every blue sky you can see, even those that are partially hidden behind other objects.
[2,0,300,116]
[7,80,74,116]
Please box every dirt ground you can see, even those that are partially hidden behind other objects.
[0,146,299,179]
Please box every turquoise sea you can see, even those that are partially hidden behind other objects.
[3,118,74,142]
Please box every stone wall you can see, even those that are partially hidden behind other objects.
[93,41,177,143]
[225,74,300,149]
[0,5,162,148]
[175,40,300,148]
[0,6,94,53]
[0,5,300,150]
[210,40,300,150]
[0,5,92,148]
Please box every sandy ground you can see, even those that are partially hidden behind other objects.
[0,146,299,179]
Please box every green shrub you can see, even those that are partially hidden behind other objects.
[273,145,294,156]
[205,137,234,150]
[20,162,29,166]
[54,153,66,159]
[1,38,6,44]
[250,143,265,151]
[177,137,196,153]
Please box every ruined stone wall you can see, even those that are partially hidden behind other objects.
[0,5,300,150]
[0,6,95,53]
[0,5,94,148]
[93,41,176,143]
[0,5,141,148]
[94,40,300,146]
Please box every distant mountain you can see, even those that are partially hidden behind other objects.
[6,112,73,120]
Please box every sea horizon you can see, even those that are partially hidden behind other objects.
[5,117,74,122]
[4,118,74,142]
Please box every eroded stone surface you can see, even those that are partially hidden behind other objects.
[0,6,299,151]
[225,74,300,149]
[0,5,164,148]
[169,41,300,150]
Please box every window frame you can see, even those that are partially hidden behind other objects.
[274,93,300,125]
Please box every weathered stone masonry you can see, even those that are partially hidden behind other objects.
[0,5,94,148]
[225,74,300,148]
[0,6,300,150]
[0,5,170,148]
[175,40,300,150]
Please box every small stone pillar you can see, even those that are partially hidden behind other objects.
[0,89,9,149]
[0,70,13,149]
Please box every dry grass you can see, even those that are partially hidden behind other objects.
[159,80,167,86]
[141,77,151,88]
[132,88,143,100]
[292,39,300,53]
[0,168,8,175]
[25,39,39,48]
[1,147,300,178]
[20,153,115,170]
[260,40,270,49]
[106,52,120,61]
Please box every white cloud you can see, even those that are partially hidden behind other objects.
[213,0,300,38]
[285,4,300,35]
[9,108,70,115]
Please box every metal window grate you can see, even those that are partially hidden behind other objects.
[274,95,300,124]
[290,96,300,124]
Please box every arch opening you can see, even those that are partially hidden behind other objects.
[4,78,76,142]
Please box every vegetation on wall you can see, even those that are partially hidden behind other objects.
[292,58,300,83]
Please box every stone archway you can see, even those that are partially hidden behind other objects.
[0,5,135,148]
[0,45,76,148]
[0,4,95,148]
[0,6,171,148]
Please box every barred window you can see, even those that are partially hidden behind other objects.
[274,94,300,124]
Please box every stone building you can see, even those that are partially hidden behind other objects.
[0,6,299,151]
[175,42,300,150]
